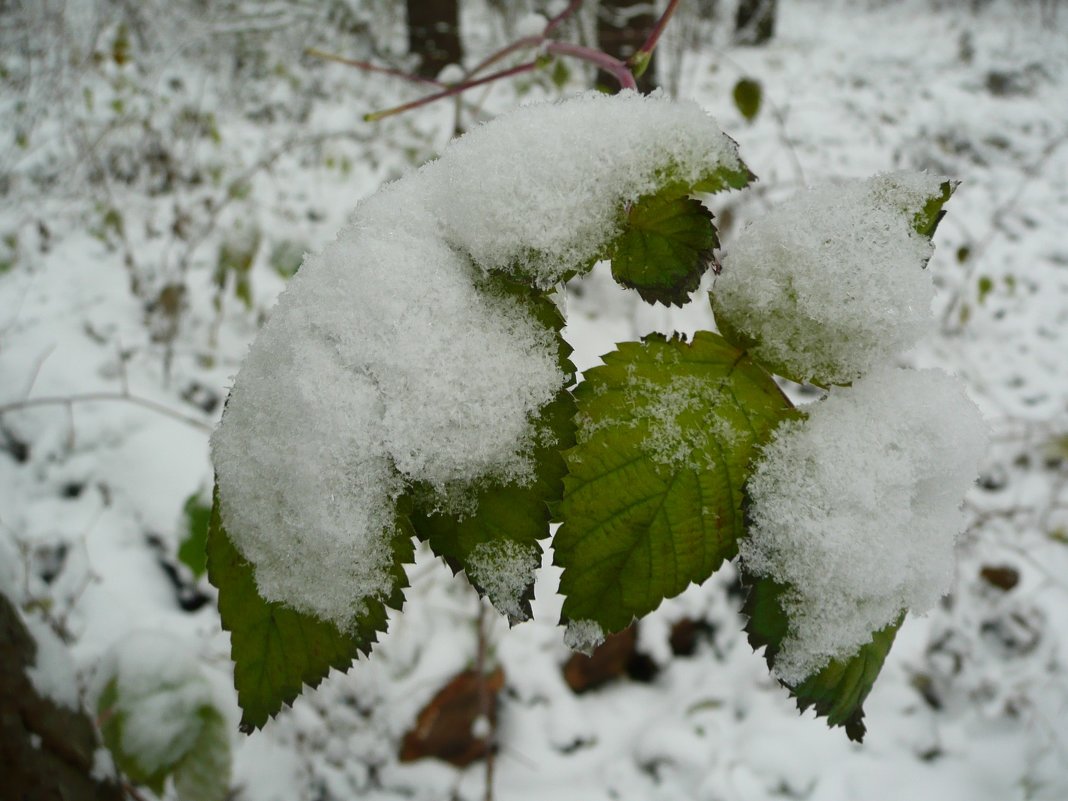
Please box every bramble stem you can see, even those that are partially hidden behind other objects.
[305,48,445,88]
[629,0,682,76]
[546,41,637,91]
[365,61,539,122]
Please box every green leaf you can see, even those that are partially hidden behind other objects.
[410,281,575,623]
[732,78,763,122]
[609,194,718,307]
[97,679,168,794]
[977,275,994,304]
[206,489,413,731]
[743,574,902,742]
[178,493,212,579]
[97,676,229,797]
[555,331,795,635]
[173,709,231,801]
[913,179,956,239]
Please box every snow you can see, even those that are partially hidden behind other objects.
[24,613,81,710]
[465,539,540,622]
[713,171,943,385]
[425,90,745,286]
[740,366,989,683]
[563,618,605,655]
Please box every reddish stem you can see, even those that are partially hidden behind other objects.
[547,41,637,91]
[305,48,445,88]
[629,0,682,70]
[365,60,540,121]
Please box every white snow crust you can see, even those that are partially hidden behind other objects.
[739,366,988,683]
[425,90,744,286]
[213,93,742,629]
[713,172,945,385]
[563,618,605,655]
[465,539,540,622]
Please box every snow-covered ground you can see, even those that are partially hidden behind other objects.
[3,1,1068,799]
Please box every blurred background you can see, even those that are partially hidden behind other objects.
[2,1,1067,799]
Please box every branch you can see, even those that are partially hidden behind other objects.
[628,0,682,78]
[305,48,445,88]
[0,392,214,433]
[365,61,540,122]
[546,41,637,91]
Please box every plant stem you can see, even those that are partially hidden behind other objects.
[546,41,637,91]
[365,60,539,122]
[628,0,681,76]
[305,48,445,87]
[0,393,214,433]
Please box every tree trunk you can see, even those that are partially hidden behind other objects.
[406,0,462,79]
[597,0,658,93]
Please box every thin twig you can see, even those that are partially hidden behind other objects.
[305,48,446,88]
[628,0,682,76]
[0,392,213,433]
[545,0,585,35]
[365,60,541,122]
[475,602,496,801]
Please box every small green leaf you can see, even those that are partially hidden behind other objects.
[411,281,575,623]
[977,275,994,304]
[178,493,212,579]
[555,331,795,635]
[743,574,902,742]
[206,489,412,731]
[173,709,231,801]
[912,179,956,239]
[610,193,718,306]
[732,78,763,122]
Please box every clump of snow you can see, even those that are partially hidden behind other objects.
[93,631,215,775]
[713,172,946,385]
[91,748,117,782]
[424,90,745,286]
[739,366,988,684]
[24,614,80,710]
[214,93,744,630]
[563,619,605,655]
[466,540,541,622]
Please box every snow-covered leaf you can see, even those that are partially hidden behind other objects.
[912,178,956,239]
[743,574,901,742]
[206,490,412,731]
[95,634,230,796]
[410,282,575,623]
[555,332,795,636]
[609,193,718,306]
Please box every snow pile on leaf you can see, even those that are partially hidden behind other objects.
[739,366,988,684]
[465,540,541,622]
[213,91,746,630]
[713,172,946,385]
[424,90,747,286]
